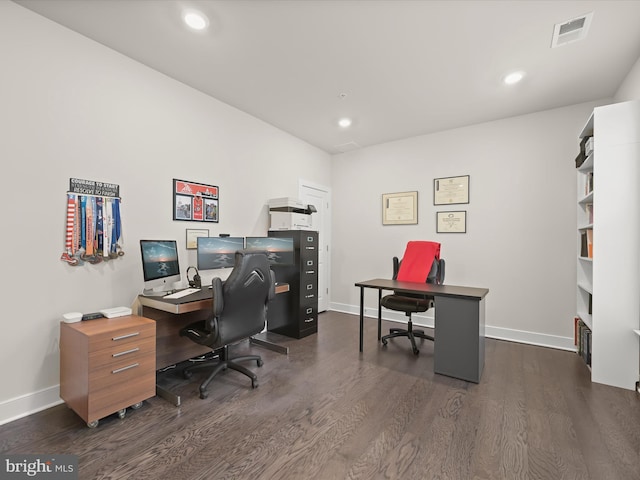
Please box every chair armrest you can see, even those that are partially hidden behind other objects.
[212,276,224,316]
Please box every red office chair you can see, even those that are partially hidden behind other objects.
[381,241,445,355]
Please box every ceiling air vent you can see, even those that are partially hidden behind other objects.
[551,12,593,48]
[334,141,360,153]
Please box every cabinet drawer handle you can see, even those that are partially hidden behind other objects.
[306,308,313,314]
[112,347,140,358]
[112,363,139,374]
[305,294,315,299]
[304,317,314,323]
[305,246,315,250]
[305,270,315,274]
[113,332,140,341]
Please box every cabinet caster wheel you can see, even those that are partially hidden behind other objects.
[117,409,126,419]
[131,402,143,410]
[257,359,264,367]
[87,420,99,428]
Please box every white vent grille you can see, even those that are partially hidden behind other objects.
[334,141,360,153]
[551,12,593,48]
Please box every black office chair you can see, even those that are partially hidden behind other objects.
[381,241,445,355]
[180,250,275,399]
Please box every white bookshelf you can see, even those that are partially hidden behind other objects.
[576,100,640,391]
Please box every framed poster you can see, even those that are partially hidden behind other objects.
[186,229,209,249]
[382,191,418,225]
[434,175,469,205]
[173,179,219,222]
[437,211,467,233]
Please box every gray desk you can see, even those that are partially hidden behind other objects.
[355,279,489,383]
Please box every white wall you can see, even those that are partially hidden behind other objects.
[330,101,605,348]
[615,55,640,102]
[0,2,330,423]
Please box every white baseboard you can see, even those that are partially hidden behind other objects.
[0,385,63,426]
[329,302,576,352]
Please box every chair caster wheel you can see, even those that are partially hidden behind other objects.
[131,402,143,410]
[381,339,388,346]
[199,390,209,399]
[87,420,99,428]
[183,370,193,379]
[257,359,264,367]
[412,348,419,355]
[251,380,258,389]
[117,409,126,419]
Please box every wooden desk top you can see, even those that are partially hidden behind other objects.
[355,278,489,300]
[138,283,290,315]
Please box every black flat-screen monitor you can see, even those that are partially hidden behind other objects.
[245,236,294,265]
[197,236,244,270]
[139,240,181,294]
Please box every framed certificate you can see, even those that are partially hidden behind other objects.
[437,211,467,233]
[186,228,209,249]
[382,191,418,225]
[434,175,469,205]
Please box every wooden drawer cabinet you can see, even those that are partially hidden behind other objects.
[60,315,156,427]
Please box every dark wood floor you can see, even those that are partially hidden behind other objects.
[2,311,640,479]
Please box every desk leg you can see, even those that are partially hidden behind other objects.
[250,332,289,355]
[359,286,364,352]
[156,383,181,407]
[434,296,485,383]
[377,289,382,340]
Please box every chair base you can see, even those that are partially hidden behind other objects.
[381,323,433,356]
[182,348,263,399]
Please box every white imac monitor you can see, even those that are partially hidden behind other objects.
[140,240,181,295]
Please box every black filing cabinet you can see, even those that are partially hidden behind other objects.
[267,230,318,338]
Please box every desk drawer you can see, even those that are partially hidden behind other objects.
[89,351,156,391]
[90,322,155,351]
[89,336,156,370]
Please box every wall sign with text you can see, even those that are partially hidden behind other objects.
[173,179,219,222]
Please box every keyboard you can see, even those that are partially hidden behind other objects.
[164,288,200,299]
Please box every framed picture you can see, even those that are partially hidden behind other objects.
[173,179,219,222]
[186,228,209,249]
[382,191,418,225]
[437,211,467,233]
[434,175,469,205]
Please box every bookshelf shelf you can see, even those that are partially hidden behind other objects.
[575,100,640,391]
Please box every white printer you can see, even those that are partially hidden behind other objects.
[268,197,317,231]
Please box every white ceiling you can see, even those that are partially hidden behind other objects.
[13,0,640,154]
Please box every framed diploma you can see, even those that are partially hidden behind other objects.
[437,211,467,233]
[434,175,469,205]
[382,191,418,225]
[186,228,209,249]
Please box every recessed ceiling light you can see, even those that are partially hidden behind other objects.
[338,118,352,128]
[183,10,209,30]
[503,71,525,85]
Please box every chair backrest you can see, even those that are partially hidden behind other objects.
[212,250,275,347]
[393,241,444,285]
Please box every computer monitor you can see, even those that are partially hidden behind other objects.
[140,240,181,295]
[197,236,244,270]
[245,236,294,265]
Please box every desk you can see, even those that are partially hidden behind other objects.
[137,283,290,405]
[355,279,489,383]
